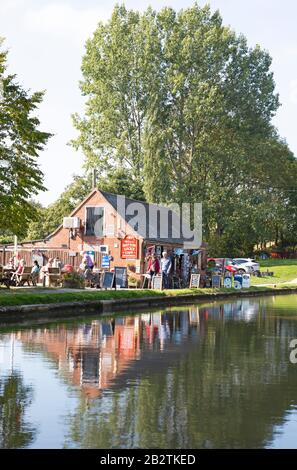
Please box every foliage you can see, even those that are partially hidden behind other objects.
[0,40,51,237]
[72,4,297,255]
[62,272,85,289]
[97,167,145,200]
[23,201,48,241]
[0,231,13,244]
[42,175,92,236]
[0,373,36,448]
[71,5,157,188]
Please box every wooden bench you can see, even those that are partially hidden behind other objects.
[48,268,61,287]
[16,267,32,286]
[0,266,11,289]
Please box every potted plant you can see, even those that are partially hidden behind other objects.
[62,272,85,289]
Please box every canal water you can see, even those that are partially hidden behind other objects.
[0,294,297,449]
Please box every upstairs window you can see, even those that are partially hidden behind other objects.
[85,207,104,236]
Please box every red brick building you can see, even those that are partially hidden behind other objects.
[0,188,206,279]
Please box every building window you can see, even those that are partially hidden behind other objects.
[85,207,104,236]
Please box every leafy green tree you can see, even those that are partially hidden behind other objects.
[142,5,294,255]
[71,5,162,189]
[24,202,48,241]
[98,167,145,200]
[0,230,13,245]
[0,40,51,237]
[73,4,297,253]
[41,175,92,237]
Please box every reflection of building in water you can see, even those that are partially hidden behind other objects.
[17,310,205,399]
[15,303,261,400]
[202,299,260,322]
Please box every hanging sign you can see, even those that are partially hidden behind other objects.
[121,235,139,259]
[155,245,162,255]
[101,255,110,268]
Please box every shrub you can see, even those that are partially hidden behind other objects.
[62,272,85,289]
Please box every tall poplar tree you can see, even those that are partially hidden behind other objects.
[72,4,297,254]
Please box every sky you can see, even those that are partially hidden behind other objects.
[1,0,297,206]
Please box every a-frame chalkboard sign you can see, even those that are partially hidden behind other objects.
[114,266,127,289]
[152,275,163,290]
[211,275,221,288]
[190,273,201,288]
[101,271,115,289]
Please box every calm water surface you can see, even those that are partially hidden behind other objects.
[0,294,297,449]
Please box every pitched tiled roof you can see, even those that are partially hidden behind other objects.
[101,190,198,246]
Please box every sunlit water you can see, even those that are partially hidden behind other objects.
[0,294,297,449]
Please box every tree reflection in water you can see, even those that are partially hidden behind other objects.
[0,372,36,448]
[1,295,297,449]
[61,300,297,449]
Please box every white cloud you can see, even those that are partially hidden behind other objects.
[23,3,110,42]
[0,0,25,14]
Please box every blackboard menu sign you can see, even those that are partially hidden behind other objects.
[152,275,163,290]
[102,271,115,289]
[114,266,127,288]
[212,275,221,288]
[190,274,200,288]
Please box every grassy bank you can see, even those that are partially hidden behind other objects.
[251,259,297,285]
[0,284,294,307]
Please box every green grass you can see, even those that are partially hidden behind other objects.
[0,284,292,307]
[251,259,297,285]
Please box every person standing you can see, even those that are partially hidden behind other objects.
[146,253,160,287]
[161,251,172,289]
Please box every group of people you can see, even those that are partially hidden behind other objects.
[3,256,63,286]
[4,257,40,286]
[146,251,172,288]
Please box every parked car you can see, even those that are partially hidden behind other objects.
[207,258,237,274]
[231,258,260,275]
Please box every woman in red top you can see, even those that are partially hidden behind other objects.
[147,254,160,277]
[11,259,25,283]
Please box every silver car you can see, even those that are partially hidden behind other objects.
[232,258,260,275]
